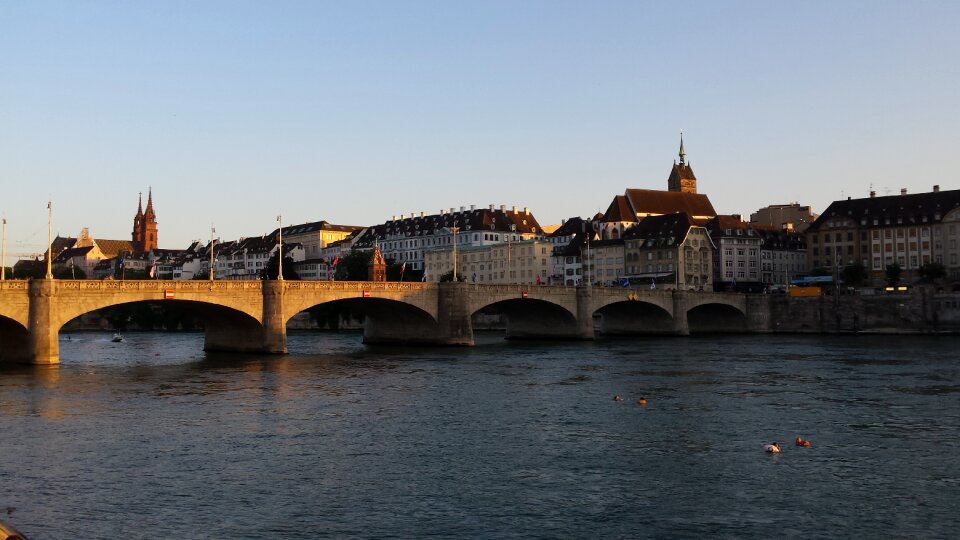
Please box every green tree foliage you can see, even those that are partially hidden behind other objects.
[334,251,372,281]
[438,270,466,282]
[384,261,423,281]
[262,251,300,280]
[918,262,946,282]
[885,263,902,285]
[13,261,45,279]
[121,268,150,280]
[841,262,868,287]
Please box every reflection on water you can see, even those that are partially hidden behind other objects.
[1,332,959,539]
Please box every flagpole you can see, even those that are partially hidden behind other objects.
[451,225,459,282]
[210,224,215,282]
[1,216,6,281]
[277,213,283,281]
[46,200,53,279]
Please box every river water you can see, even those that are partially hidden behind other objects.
[1,332,958,539]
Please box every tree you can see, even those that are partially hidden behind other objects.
[918,262,946,282]
[841,262,868,287]
[261,251,300,280]
[334,251,372,281]
[438,270,466,282]
[885,263,902,286]
[810,267,831,277]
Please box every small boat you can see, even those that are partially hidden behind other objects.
[111,333,124,343]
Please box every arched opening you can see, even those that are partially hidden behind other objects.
[291,298,440,346]
[687,303,748,333]
[0,316,30,363]
[474,298,582,340]
[595,301,675,335]
[60,300,265,355]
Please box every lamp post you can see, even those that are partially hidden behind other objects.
[1,216,6,281]
[210,224,216,282]
[46,200,53,279]
[277,213,283,281]
[451,224,459,282]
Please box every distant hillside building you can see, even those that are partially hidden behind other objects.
[750,203,818,233]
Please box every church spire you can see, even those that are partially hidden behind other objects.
[678,130,686,165]
[145,187,155,218]
[136,192,144,218]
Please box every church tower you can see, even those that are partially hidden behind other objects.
[132,188,159,252]
[667,132,698,194]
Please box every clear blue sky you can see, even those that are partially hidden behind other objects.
[2,1,958,259]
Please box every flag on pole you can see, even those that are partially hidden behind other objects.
[400,262,406,279]
[332,255,340,267]
[148,261,157,279]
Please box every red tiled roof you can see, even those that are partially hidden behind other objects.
[624,189,716,218]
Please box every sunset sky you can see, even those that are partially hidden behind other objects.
[2,1,958,258]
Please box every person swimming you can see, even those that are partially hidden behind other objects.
[795,436,811,447]
[763,442,782,453]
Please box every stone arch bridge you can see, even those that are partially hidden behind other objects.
[0,280,770,364]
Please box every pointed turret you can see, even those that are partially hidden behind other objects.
[679,131,686,165]
[145,187,156,219]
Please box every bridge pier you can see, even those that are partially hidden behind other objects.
[28,279,60,364]
[262,280,287,353]
[436,283,474,345]
[671,291,691,335]
[576,287,596,339]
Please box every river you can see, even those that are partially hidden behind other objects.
[1,332,958,539]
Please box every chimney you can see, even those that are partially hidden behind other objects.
[847,196,851,200]
[870,191,876,198]
[489,204,494,211]
[421,211,425,217]
[392,215,397,221]
[934,185,940,193]
[500,204,506,212]
[512,206,518,214]
[901,188,907,196]
[524,207,529,215]
[450,208,455,214]
[460,206,465,212]
[470,204,476,211]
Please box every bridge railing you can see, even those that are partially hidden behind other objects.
[283,281,431,291]
[53,279,265,291]
[0,280,28,290]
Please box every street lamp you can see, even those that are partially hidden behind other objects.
[451,224,459,282]
[277,213,283,281]
[210,224,216,282]
[46,200,53,279]
[1,216,6,281]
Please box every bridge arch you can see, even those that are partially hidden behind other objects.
[0,315,30,363]
[472,297,581,340]
[686,302,748,333]
[594,300,676,335]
